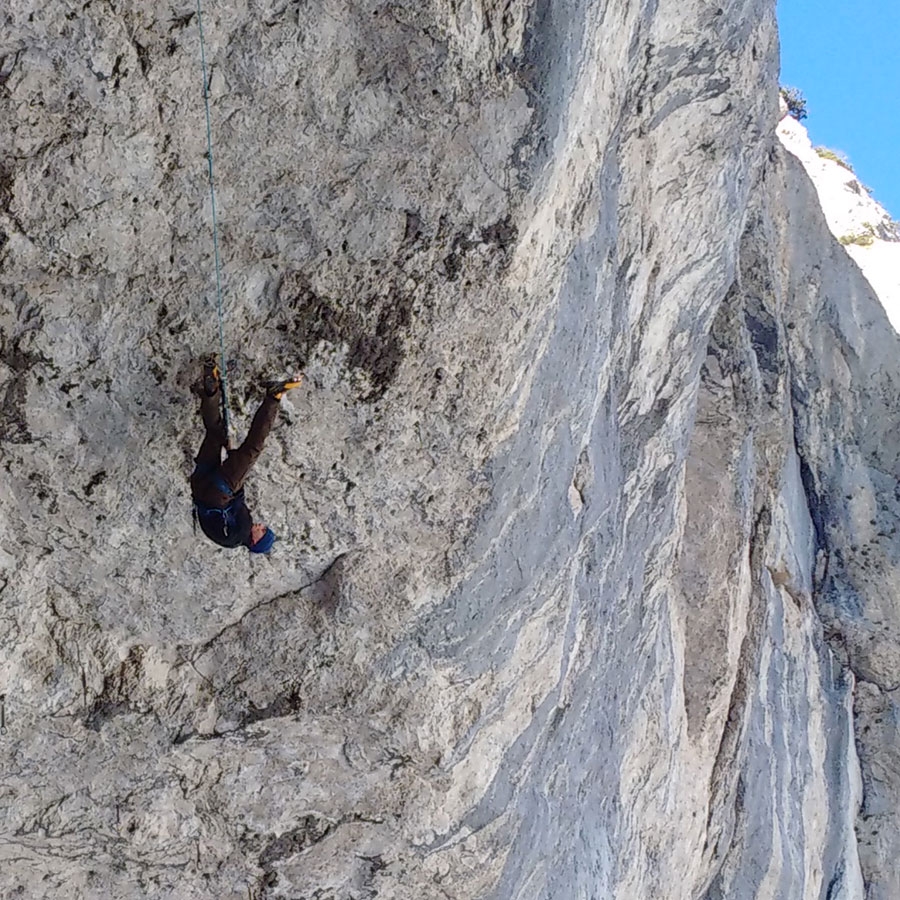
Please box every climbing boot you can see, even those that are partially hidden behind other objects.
[192,357,221,397]
[264,373,304,400]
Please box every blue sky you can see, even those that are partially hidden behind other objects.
[778,0,900,217]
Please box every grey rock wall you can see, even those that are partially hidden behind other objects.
[1,1,897,899]
[773,144,900,900]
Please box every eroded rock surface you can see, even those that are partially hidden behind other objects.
[1,2,898,899]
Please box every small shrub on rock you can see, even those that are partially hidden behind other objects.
[839,228,876,248]
[780,86,808,121]
[815,146,853,171]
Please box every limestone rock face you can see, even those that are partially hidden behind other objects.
[777,114,900,331]
[1,2,898,899]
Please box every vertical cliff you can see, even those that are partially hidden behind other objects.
[772,114,900,900]
[1,1,898,898]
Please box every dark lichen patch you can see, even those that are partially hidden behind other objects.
[347,287,413,397]
[237,684,304,730]
[258,815,334,867]
[442,228,476,281]
[0,328,45,374]
[169,11,196,31]
[84,698,132,731]
[134,41,151,77]
[83,470,107,497]
[82,646,146,731]
[278,272,416,401]
[27,471,57,511]
[403,209,424,245]
[277,211,513,398]
[281,273,351,355]
[0,325,47,444]
[0,176,12,219]
[1,378,31,444]
[443,216,518,281]
[0,51,21,89]
[480,215,518,250]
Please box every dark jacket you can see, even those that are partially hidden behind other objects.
[192,464,253,548]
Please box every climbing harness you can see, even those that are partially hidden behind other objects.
[196,0,232,443]
[194,494,252,547]
[191,461,251,546]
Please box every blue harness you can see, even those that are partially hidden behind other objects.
[192,464,250,548]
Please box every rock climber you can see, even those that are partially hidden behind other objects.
[190,359,303,553]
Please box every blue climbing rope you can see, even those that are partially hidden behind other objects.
[196,0,231,441]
